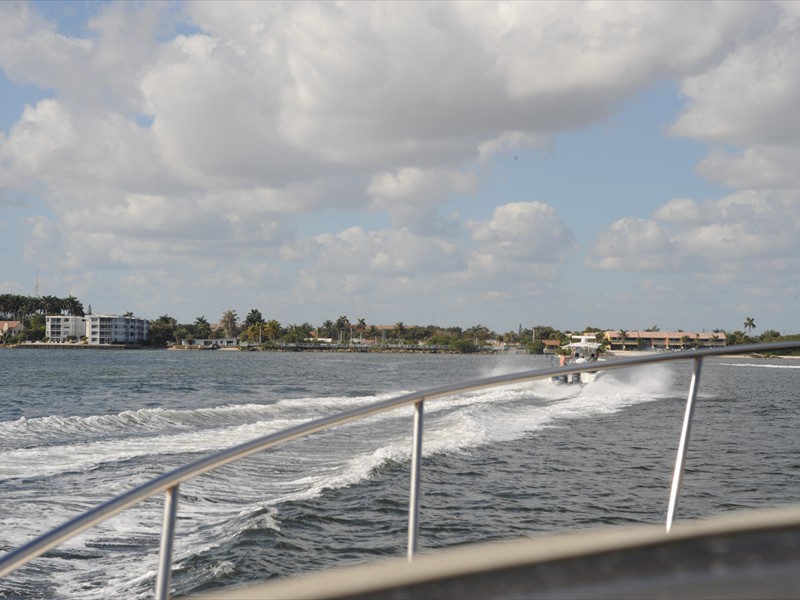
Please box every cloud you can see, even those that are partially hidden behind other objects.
[589,191,800,273]
[468,201,575,263]
[669,3,800,190]
[367,167,477,232]
[653,198,706,224]
[0,1,167,114]
[1,1,773,221]
[587,217,678,272]
[670,3,800,146]
[291,200,574,301]
[312,226,462,276]
[478,131,553,164]
[694,145,800,190]
[0,99,165,191]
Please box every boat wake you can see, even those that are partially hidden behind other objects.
[0,361,678,600]
[718,362,800,369]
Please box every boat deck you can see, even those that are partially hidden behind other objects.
[188,505,800,599]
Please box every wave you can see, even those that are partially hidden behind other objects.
[718,362,800,369]
[0,361,681,600]
[0,364,676,483]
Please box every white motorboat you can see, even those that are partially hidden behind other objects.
[554,334,609,384]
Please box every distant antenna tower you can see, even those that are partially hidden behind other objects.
[35,272,40,297]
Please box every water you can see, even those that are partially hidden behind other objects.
[1,349,799,598]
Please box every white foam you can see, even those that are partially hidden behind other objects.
[2,360,680,599]
[718,362,800,369]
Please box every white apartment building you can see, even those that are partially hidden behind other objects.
[45,315,87,342]
[85,315,149,345]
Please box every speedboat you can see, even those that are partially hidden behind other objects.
[553,334,608,384]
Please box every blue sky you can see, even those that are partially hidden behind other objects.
[1,1,799,334]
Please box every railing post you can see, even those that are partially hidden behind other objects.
[407,400,424,561]
[155,484,180,600]
[666,357,703,533]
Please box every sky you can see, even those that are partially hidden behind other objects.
[1,1,799,335]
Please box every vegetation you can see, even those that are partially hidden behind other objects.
[1,294,85,343]
[1,293,84,320]
[743,317,756,337]
[2,294,799,354]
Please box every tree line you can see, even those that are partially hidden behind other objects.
[0,294,85,320]
[147,310,503,352]
[2,295,798,353]
[146,312,799,353]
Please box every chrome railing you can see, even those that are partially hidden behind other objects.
[1,341,799,598]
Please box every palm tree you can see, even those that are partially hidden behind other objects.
[618,330,628,351]
[262,319,281,342]
[149,315,178,346]
[63,295,85,316]
[284,323,313,343]
[244,309,263,329]
[465,324,491,342]
[335,315,350,342]
[355,318,367,342]
[243,309,263,343]
[194,316,212,339]
[743,317,756,337]
[393,322,407,340]
[220,310,238,338]
[319,320,335,338]
[40,295,63,315]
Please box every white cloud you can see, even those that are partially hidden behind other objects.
[312,226,462,276]
[694,144,800,190]
[590,191,800,273]
[0,3,92,89]
[459,1,764,113]
[0,1,166,114]
[670,3,800,146]
[468,201,575,263]
[477,131,553,164]
[668,3,800,190]
[587,217,678,272]
[653,198,705,224]
[1,0,775,220]
[367,167,477,231]
[0,100,76,182]
[0,99,167,192]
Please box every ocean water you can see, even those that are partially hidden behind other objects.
[1,349,799,599]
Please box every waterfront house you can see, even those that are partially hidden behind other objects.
[0,320,24,338]
[180,338,239,348]
[542,340,562,354]
[603,330,726,351]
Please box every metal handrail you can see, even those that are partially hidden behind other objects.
[2,341,799,598]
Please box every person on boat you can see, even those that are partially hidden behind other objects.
[575,353,587,364]
[556,351,569,383]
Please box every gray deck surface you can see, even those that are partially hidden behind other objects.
[185,505,800,599]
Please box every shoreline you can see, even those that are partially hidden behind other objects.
[3,345,798,359]
[610,349,799,359]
